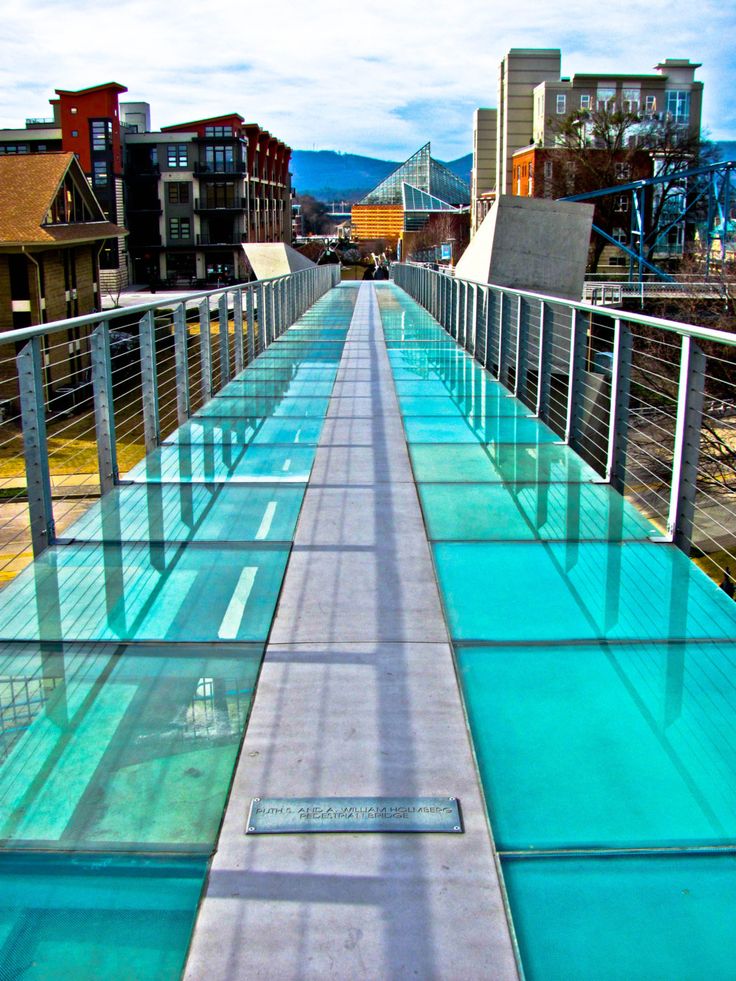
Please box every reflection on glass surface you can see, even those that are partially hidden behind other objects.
[503,854,736,981]
[163,416,324,447]
[63,484,305,544]
[126,444,316,483]
[0,642,261,849]
[403,416,558,445]
[410,443,598,484]
[0,852,206,981]
[0,543,289,643]
[195,396,330,419]
[419,482,656,541]
[434,541,736,642]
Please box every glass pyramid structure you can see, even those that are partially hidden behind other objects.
[360,144,469,207]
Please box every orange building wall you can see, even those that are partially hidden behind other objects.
[351,205,404,243]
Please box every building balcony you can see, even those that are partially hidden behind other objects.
[196,232,248,246]
[194,162,246,177]
[194,197,247,212]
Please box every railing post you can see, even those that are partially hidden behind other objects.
[605,318,633,493]
[536,301,553,422]
[484,290,495,372]
[246,288,255,363]
[255,283,264,351]
[497,293,506,385]
[667,335,706,553]
[565,308,587,448]
[218,294,231,386]
[233,290,244,374]
[17,336,55,556]
[139,310,161,452]
[173,303,191,426]
[90,321,118,495]
[198,299,213,400]
[515,296,528,399]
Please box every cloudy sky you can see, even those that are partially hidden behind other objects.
[1,0,734,161]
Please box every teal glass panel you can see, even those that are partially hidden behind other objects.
[164,416,323,446]
[409,443,598,483]
[63,484,305,543]
[503,854,736,981]
[126,444,315,483]
[459,641,736,849]
[399,396,529,418]
[403,416,558,444]
[217,379,335,398]
[394,375,506,399]
[0,642,262,849]
[419,482,656,541]
[433,541,736,643]
[242,365,338,378]
[0,543,289,643]
[195,395,329,419]
[0,853,205,981]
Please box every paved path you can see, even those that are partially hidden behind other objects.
[184,283,518,979]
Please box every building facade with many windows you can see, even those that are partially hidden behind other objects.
[0,84,293,290]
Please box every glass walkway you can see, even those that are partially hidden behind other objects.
[0,281,736,978]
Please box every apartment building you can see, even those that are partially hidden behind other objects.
[470,109,497,235]
[0,82,293,290]
[471,50,704,238]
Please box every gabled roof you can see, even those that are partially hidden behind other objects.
[0,152,127,247]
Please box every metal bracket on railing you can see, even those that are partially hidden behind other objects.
[667,335,706,553]
[604,319,632,493]
[139,310,161,453]
[90,321,119,494]
[173,304,191,426]
[17,336,55,556]
[198,299,213,401]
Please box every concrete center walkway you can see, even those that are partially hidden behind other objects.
[184,284,518,980]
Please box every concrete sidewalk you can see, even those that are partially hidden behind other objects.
[184,284,518,980]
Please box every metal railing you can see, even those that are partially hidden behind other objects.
[0,264,340,585]
[392,262,736,586]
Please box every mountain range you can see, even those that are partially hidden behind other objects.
[292,141,736,205]
[291,150,473,203]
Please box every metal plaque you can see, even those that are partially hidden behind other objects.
[246,797,462,834]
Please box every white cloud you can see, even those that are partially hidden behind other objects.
[0,0,734,157]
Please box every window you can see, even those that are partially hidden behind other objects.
[91,120,112,151]
[204,125,233,137]
[614,195,629,213]
[167,144,189,168]
[597,86,616,110]
[71,130,78,137]
[556,94,567,114]
[612,227,627,243]
[204,144,236,172]
[615,162,632,181]
[92,160,109,185]
[543,160,553,179]
[579,94,591,110]
[167,182,190,204]
[645,95,657,114]
[168,217,191,239]
[0,144,29,154]
[666,90,691,123]
[622,87,640,113]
